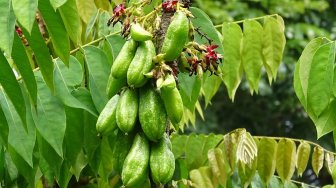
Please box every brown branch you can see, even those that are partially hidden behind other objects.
[155,0,174,53]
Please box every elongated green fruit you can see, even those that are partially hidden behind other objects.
[96,95,119,135]
[116,89,138,133]
[111,39,137,78]
[128,177,151,188]
[122,133,150,187]
[106,73,126,98]
[161,74,176,90]
[127,40,156,88]
[150,136,175,185]
[111,130,135,174]
[161,87,184,124]
[161,11,189,61]
[139,84,167,142]
[130,23,153,41]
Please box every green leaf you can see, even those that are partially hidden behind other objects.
[208,148,228,187]
[307,41,335,117]
[37,131,63,180]
[242,20,264,94]
[54,56,98,116]
[185,134,207,170]
[22,21,54,91]
[202,72,222,106]
[296,142,311,177]
[0,0,15,56]
[312,146,324,176]
[276,138,296,182]
[98,11,111,38]
[85,9,99,40]
[56,162,72,188]
[238,159,257,188]
[179,73,202,111]
[77,0,97,24]
[105,35,126,60]
[190,166,215,188]
[0,90,35,168]
[315,100,336,138]
[99,136,114,180]
[171,134,188,159]
[38,0,70,65]
[7,145,36,185]
[262,15,286,83]
[12,0,37,32]
[36,75,66,157]
[83,111,100,164]
[293,61,307,111]
[0,104,8,145]
[12,33,37,104]
[189,7,224,55]
[59,0,82,45]
[0,52,26,129]
[222,22,243,101]
[297,37,323,112]
[64,107,84,174]
[70,149,88,180]
[83,45,111,112]
[49,0,67,9]
[257,138,277,187]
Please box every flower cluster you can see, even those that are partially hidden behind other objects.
[204,45,222,67]
[162,0,178,13]
[107,4,126,26]
[185,44,222,76]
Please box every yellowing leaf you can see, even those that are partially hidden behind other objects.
[190,166,215,188]
[257,138,277,187]
[296,142,311,177]
[208,148,228,187]
[312,146,324,176]
[325,152,335,175]
[276,139,296,182]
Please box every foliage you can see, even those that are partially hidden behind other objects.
[0,0,335,187]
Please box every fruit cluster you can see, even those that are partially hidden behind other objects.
[97,1,222,186]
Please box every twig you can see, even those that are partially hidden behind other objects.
[214,14,278,29]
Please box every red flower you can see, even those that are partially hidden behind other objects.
[162,0,178,13]
[205,44,221,65]
[15,26,23,36]
[113,4,125,17]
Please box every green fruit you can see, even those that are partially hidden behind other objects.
[161,11,189,61]
[150,136,175,185]
[160,87,184,124]
[139,84,167,142]
[111,39,137,78]
[111,130,135,174]
[130,23,153,41]
[122,133,150,187]
[106,73,126,98]
[127,40,156,88]
[116,89,138,133]
[96,95,119,135]
[161,74,176,90]
[128,177,151,188]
